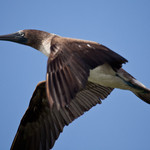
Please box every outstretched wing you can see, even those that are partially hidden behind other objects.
[46,36,127,109]
[11,81,113,150]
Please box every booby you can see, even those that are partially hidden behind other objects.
[0,29,150,150]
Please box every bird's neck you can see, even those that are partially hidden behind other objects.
[37,34,56,57]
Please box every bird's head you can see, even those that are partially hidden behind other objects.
[0,29,52,50]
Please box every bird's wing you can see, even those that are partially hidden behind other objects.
[10,81,113,150]
[46,36,127,109]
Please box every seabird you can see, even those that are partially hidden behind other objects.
[0,29,150,150]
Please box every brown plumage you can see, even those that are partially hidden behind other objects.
[0,29,150,150]
[11,81,113,150]
[46,36,127,109]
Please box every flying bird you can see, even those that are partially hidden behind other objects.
[0,29,150,150]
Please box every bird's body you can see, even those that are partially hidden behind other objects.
[37,33,131,90]
[89,64,146,91]
[27,30,149,100]
[0,29,150,150]
[89,64,127,89]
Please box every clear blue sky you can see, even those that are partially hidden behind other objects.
[0,0,150,150]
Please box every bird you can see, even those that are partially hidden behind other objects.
[0,29,150,150]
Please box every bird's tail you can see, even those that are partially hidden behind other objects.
[133,91,150,104]
[117,68,150,104]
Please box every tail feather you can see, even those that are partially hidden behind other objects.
[133,91,150,104]
[117,68,150,104]
[128,78,150,104]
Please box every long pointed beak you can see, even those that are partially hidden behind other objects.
[0,32,27,44]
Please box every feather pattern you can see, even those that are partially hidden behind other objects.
[46,36,127,109]
[11,81,113,150]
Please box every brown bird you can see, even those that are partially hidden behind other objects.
[0,29,150,150]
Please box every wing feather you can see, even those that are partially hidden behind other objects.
[11,81,113,150]
[46,36,127,109]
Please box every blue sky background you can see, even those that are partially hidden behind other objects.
[0,0,150,150]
